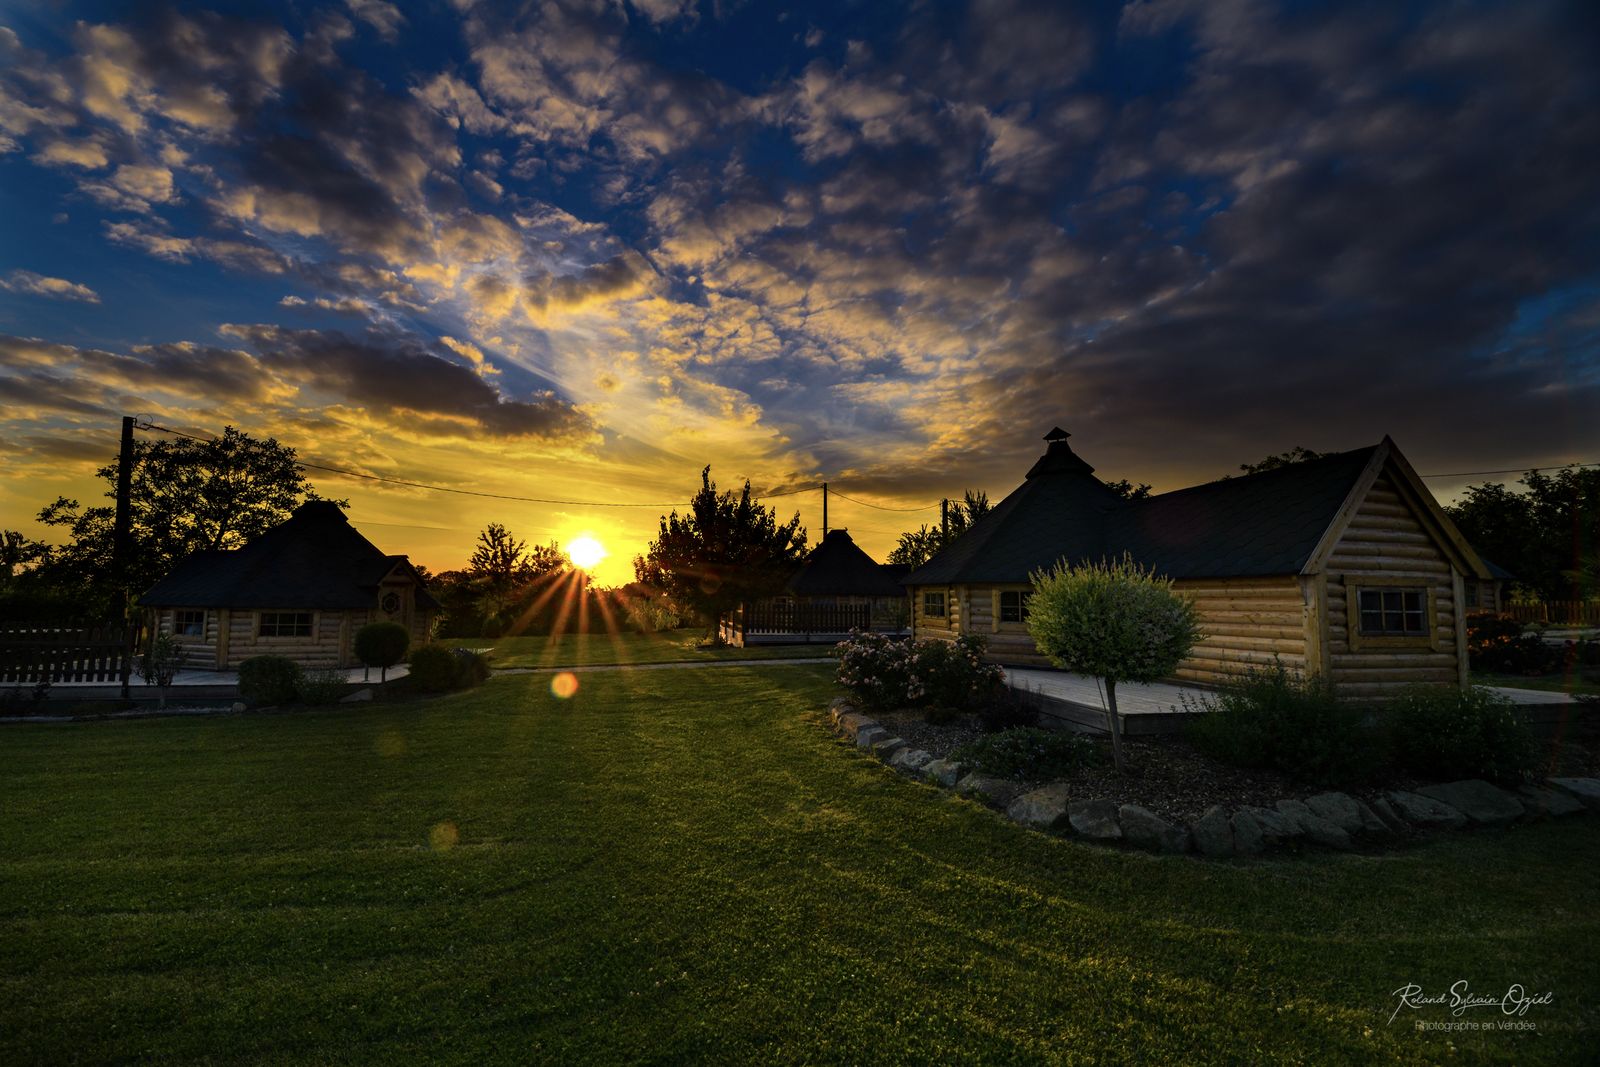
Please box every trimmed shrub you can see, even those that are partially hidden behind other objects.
[1184,664,1386,786]
[354,622,410,680]
[407,644,458,693]
[451,648,492,688]
[238,655,302,707]
[950,727,1097,780]
[1386,685,1537,785]
[297,667,348,706]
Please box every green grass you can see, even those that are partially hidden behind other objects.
[439,629,836,668]
[1474,671,1600,697]
[2,665,1597,1064]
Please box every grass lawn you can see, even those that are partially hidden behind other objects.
[1474,671,1600,697]
[439,629,836,668]
[3,666,1597,1064]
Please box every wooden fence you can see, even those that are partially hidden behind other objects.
[1503,602,1600,626]
[0,624,131,684]
[743,601,873,636]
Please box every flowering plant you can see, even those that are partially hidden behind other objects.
[833,630,1003,713]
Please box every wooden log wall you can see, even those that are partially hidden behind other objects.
[1170,576,1308,685]
[216,610,355,670]
[910,585,958,642]
[1323,473,1462,698]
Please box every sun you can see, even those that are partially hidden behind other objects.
[567,535,608,571]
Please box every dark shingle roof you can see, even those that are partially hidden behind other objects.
[1105,447,1379,578]
[786,529,906,598]
[139,500,440,611]
[905,436,1381,585]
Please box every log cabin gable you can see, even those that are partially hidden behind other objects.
[1299,438,1489,580]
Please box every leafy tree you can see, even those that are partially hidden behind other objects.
[887,490,992,568]
[634,466,807,635]
[1448,467,1600,603]
[1026,554,1201,773]
[468,523,528,587]
[1237,446,1331,476]
[1104,479,1152,501]
[1,530,46,583]
[32,426,337,612]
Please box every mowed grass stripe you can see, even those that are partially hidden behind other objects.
[2,664,1596,1063]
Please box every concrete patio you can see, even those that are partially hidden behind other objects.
[1003,666,1582,736]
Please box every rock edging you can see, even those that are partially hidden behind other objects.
[824,697,1596,859]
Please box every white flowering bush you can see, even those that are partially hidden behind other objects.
[1027,554,1200,772]
[833,630,1003,713]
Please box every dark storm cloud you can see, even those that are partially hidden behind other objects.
[221,324,591,439]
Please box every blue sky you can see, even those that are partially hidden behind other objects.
[1,0,1596,582]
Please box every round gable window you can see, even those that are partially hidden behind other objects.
[381,592,401,615]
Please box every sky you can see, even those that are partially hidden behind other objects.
[1,0,1596,587]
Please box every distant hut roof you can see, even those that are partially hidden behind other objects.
[785,529,906,598]
[138,500,440,610]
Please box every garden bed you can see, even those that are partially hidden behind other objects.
[872,705,1599,826]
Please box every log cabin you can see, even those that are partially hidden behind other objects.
[138,500,438,670]
[903,428,1497,699]
[720,528,910,645]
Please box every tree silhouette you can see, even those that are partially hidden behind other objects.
[635,466,807,635]
[32,426,337,611]
[887,490,991,568]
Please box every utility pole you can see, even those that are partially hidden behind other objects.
[940,498,949,543]
[114,416,134,699]
[822,482,828,537]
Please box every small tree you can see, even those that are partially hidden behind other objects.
[137,632,188,709]
[355,621,410,682]
[1026,555,1201,773]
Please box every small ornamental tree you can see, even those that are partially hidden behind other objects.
[1026,554,1201,773]
[355,621,410,682]
[137,632,188,709]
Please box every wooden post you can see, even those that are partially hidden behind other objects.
[822,482,828,538]
[114,416,135,699]
[940,498,949,544]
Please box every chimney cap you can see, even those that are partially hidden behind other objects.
[1044,426,1071,442]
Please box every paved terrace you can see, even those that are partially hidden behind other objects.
[1002,667,1579,736]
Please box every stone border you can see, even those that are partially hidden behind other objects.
[826,698,1598,858]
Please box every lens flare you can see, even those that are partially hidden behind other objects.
[430,821,459,851]
[551,671,579,699]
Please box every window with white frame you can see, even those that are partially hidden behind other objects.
[923,590,947,619]
[174,609,206,637]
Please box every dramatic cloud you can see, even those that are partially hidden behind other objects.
[0,270,101,304]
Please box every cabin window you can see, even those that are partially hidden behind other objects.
[923,591,947,619]
[174,610,206,637]
[1356,588,1427,636]
[259,611,313,638]
[998,590,1032,623]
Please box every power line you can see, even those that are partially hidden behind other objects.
[832,489,940,511]
[1417,461,1600,479]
